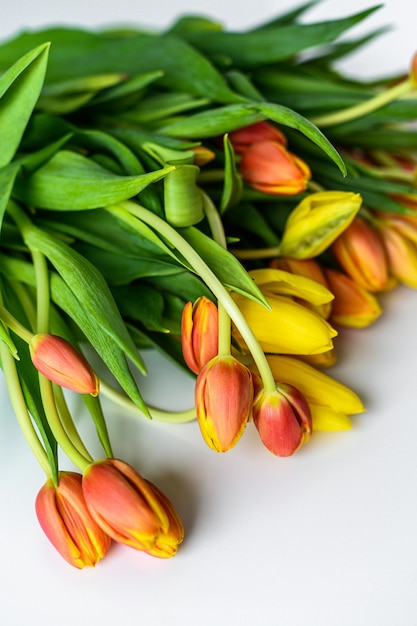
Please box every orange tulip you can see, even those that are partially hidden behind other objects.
[82,458,184,558]
[324,268,381,328]
[228,121,287,153]
[181,297,218,374]
[29,334,99,395]
[239,139,311,195]
[195,355,253,452]
[252,383,312,457]
[331,216,389,292]
[36,472,111,569]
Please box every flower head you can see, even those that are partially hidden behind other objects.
[239,139,311,195]
[181,296,218,374]
[82,458,184,558]
[279,191,362,259]
[228,121,287,153]
[252,383,312,457]
[195,355,253,452]
[331,216,389,292]
[35,472,111,569]
[324,268,382,328]
[232,269,337,355]
[29,334,99,395]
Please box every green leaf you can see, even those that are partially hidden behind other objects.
[12,150,175,210]
[162,101,346,175]
[22,225,147,375]
[182,6,382,68]
[0,42,49,167]
[0,162,21,230]
[178,226,268,304]
[0,28,244,104]
[220,134,243,213]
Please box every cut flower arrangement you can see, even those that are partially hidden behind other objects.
[1,2,416,568]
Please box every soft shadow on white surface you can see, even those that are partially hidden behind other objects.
[1,2,417,625]
[2,287,417,626]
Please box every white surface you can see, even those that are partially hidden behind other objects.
[1,2,417,625]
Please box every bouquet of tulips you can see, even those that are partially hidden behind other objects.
[1,2,417,568]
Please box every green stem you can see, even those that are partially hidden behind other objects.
[201,191,231,356]
[53,385,94,463]
[0,343,50,475]
[0,304,33,343]
[31,250,50,334]
[231,246,282,260]
[310,77,415,128]
[38,375,91,471]
[99,379,196,423]
[110,200,276,393]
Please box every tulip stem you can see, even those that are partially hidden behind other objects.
[231,245,282,260]
[110,201,276,393]
[38,375,92,471]
[53,385,95,462]
[0,304,33,344]
[31,250,50,334]
[99,379,196,422]
[0,342,51,476]
[310,76,415,128]
[201,191,232,355]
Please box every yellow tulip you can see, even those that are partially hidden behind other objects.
[309,405,352,431]
[265,354,365,415]
[232,291,337,355]
[279,191,362,259]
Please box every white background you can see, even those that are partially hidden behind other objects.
[1,2,417,625]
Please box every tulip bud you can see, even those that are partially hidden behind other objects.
[181,297,219,374]
[324,268,382,328]
[195,355,253,452]
[309,405,352,431]
[239,139,311,195]
[35,472,111,569]
[252,383,312,457]
[82,458,184,558]
[29,334,99,396]
[228,121,287,153]
[331,216,389,292]
[191,145,216,166]
[279,191,362,259]
[377,220,417,288]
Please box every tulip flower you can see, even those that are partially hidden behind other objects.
[232,269,337,355]
[269,257,332,318]
[195,355,253,452]
[228,121,287,153]
[265,354,365,416]
[29,333,99,395]
[252,383,312,456]
[181,296,219,374]
[82,458,184,558]
[279,191,362,259]
[331,216,389,292]
[35,472,111,569]
[377,219,417,288]
[324,268,382,328]
[239,139,311,195]
[309,405,352,431]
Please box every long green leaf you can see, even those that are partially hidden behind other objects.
[182,7,382,67]
[12,150,174,210]
[0,42,49,167]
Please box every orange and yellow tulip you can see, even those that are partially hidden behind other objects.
[29,334,99,396]
[82,458,184,558]
[36,472,111,569]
